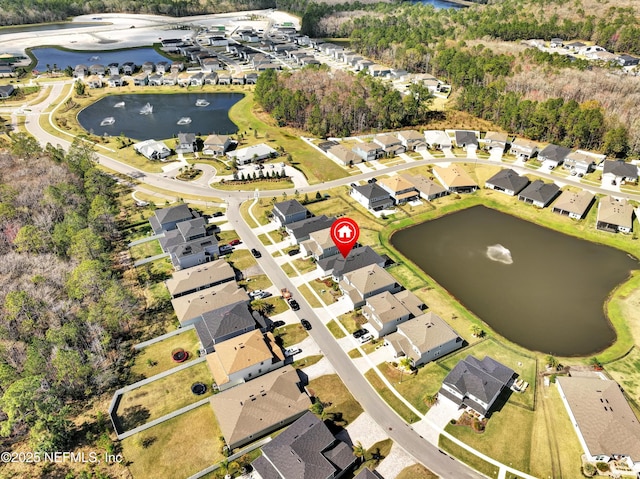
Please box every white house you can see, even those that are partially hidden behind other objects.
[226,143,277,165]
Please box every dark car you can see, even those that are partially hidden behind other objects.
[300,319,312,330]
[353,328,369,339]
[251,248,262,258]
[212,211,224,217]
[288,249,300,256]
[229,239,241,246]
[289,299,300,311]
[271,320,286,329]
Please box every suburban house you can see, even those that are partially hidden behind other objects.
[107,75,124,87]
[339,264,402,309]
[161,224,219,270]
[0,84,15,98]
[452,130,479,152]
[203,134,233,156]
[423,130,452,150]
[354,469,381,479]
[510,138,539,161]
[300,227,339,260]
[602,160,638,186]
[327,144,361,166]
[286,215,336,244]
[400,174,448,201]
[165,259,236,298]
[617,54,640,67]
[517,180,560,207]
[550,38,564,48]
[205,330,284,391]
[209,366,311,449]
[149,204,197,234]
[397,130,426,151]
[148,73,163,86]
[171,282,250,326]
[226,143,277,165]
[134,139,171,161]
[377,176,420,204]
[385,312,463,367]
[538,144,571,169]
[483,132,508,152]
[84,75,102,89]
[133,72,148,86]
[556,376,640,475]
[551,190,595,219]
[564,150,605,175]
[350,183,394,212]
[439,355,516,417]
[317,245,386,280]
[195,301,266,354]
[373,134,406,156]
[485,169,530,196]
[596,196,634,233]
[432,165,478,193]
[362,289,426,338]
[352,142,383,162]
[251,411,356,479]
[176,133,197,154]
[89,64,105,76]
[565,41,586,51]
[272,200,310,227]
[73,65,88,79]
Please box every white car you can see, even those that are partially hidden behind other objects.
[359,334,373,344]
[284,347,301,357]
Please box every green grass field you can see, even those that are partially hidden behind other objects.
[130,329,201,379]
[364,369,420,423]
[274,323,309,348]
[308,374,363,425]
[378,362,449,414]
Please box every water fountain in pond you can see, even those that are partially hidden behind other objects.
[176,117,192,125]
[486,244,513,264]
[114,101,125,108]
[100,117,115,126]
[139,102,153,115]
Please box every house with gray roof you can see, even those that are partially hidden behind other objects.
[453,130,479,151]
[439,355,515,416]
[272,199,310,227]
[363,289,426,338]
[538,144,571,169]
[552,190,595,219]
[350,183,394,212]
[564,150,605,175]
[149,204,196,234]
[286,215,336,244]
[423,130,452,150]
[210,366,311,450]
[517,180,560,207]
[0,84,15,98]
[354,469,382,479]
[158,216,219,270]
[134,139,171,161]
[165,259,235,298]
[176,133,197,154]
[172,281,250,326]
[556,376,640,473]
[317,245,386,280]
[485,169,529,196]
[385,312,463,367]
[252,411,356,479]
[339,264,401,309]
[195,301,266,353]
[596,196,634,233]
[602,160,638,186]
[226,143,277,165]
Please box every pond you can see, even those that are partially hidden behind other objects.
[77,92,243,141]
[412,0,465,8]
[390,205,639,356]
[31,47,169,72]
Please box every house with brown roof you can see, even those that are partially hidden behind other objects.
[205,330,284,391]
[171,281,250,326]
[352,142,383,162]
[433,165,478,193]
[373,134,406,156]
[483,132,508,152]
[596,196,634,233]
[300,227,339,261]
[339,264,402,309]
[552,190,595,219]
[362,289,426,338]
[385,312,463,367]
[397,130,426,151]
[327,144,361,166]
[564,150,606,175]
[209,366,311,449]
[557,376,640,473]
[400,174,447,201]
[203,134,233,156]
[165,259,236,298]
[377,176,419,204]
[510,138,539,161]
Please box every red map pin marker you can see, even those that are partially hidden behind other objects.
[330,218,360,258]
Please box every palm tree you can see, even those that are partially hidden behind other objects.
[252,299,274,316]
[546,355,559,370]
[471,325,484,338]
[399,357,412,372]
[352,441,366,464]
[217,458,239,479]
[424,393,438,407]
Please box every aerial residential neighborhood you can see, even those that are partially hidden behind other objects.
[1,3,640,479]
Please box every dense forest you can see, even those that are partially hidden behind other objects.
[255,67,433,137]
[0,136,138,459]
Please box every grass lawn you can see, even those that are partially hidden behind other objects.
[378,362,449,414]
[606,346,640,406]
[226,249,257,272]
[364,369,420,423]
[350,439,394,477]
[600,270,640,364]
[396,464,439,479]
[274,323,309,348]
[327,320,346,339]
[298,283,323,308]
[348,349,363,358]
[213,178,294,191]
[122,405,223,479]
[385,263,428,291]
[260,296,289,316]
[308,277,341,305]
[281,262,296,277]
[130,329,200,379]
[338,311,368,334]
[257,232,273,246]
[216,229,240,245]
[239,274,273,292]
[239,201,259,228]
[292,354,323,369]
[292,257,316,274]
[308,374,363,425]
[117,361,215,431]
[439,436,500,478]
[129,239,162,261]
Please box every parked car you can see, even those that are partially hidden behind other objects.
[284,347,301,357]
[353,328,369,339]
[220,245,233,254]
[300,319,311,330]
[359,333,373,344]
[212,211,224,217]
[271,320,285,329]
[229,239,241,246]
[253,291,272,299]
[249,290,265,299]
[251,248,262,258]
[288,249,300,256]
[288,299,300,311]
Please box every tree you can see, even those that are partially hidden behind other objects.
[545,355,559,369]
[352,441,366,464]
[74,80,85,97]
[13,225,48,254]
[65,260,110,301]
[315,191,322,200]
[602,126,629,157]
[471,325,484,337]
[69,228,107,261]
[424,393,438,407]
[10,132,42,158]
[399,357,412,371]
[251,299,274,316]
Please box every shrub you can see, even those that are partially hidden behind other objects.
[582,463,596,477]
[595,462,609,473]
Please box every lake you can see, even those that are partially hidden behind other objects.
[413,0,465,8]
[77,93,243,140]
[31,47,168,72]
[390,205,639,356]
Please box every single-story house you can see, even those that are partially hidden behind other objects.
[373,134,406,156]
[286,215,336,245]
[596,196,634,233]
[148,203,196,234]
[517,180,560,207]
[556,376,640,474]
[362,289,425,338]
[226,143,277,165]
[616,54,640,67]
[602,160,638,186]
[452,130,479,151]
[352,142,383,162]
[400,174,448,201]
[252,411,356,479]
[195,301,266,354]
[203,134,233,156]
[510,138,539,161]
[165,259,235,298]
[327,144,361,166]
[483,131,508,152]
[439,355,515,417]
[485,169,530,196]
[339,264,402,309]
[209,366,311,449]
[423,130,452,150]
[134,139,171,161]
[172,282,250,326]
[350,182,394,212]
[432,165,478,193]
[377,175,419,204]
[0,64,15,78]
[176,133,197,154]
[385,312,463,367]
[396,130,426,151]
[0,84,15,98]
[550,38,564,48]
[565,41,586,52]
[538,144,571,169]
[551,190,595,219]
[272,199,310,227]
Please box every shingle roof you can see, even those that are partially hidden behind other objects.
[485,169,529,194]
[396,312,460,358]
[317,245,385,279]
[363,291,411,330]
[342,264,397,296]
[401,174,446,198]
[172,282,250,325]
[455,130,478,146]
[518,180,560,205]
[484,131,508,144]
[194,301,260,350]
[287,215,336,242]
[274,199,308,217]
[377,176,416,194]
[602,160,638,180]
[176,217,206,240]
[352,183,391,201]
[552,190,594,217]
[152,204,194,227]
[165,259,235,297]
[538,144,571,163]
[597,196,634,229]
[433,165,478,189]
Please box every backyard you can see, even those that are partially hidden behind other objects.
[130,328,201,379]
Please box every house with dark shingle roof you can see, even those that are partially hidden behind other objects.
[176,132,197,154]
[538,144,571,169]
[354,469,383,479]
[439,355,515,416]
[149,204,196,234]
[453,130,479,151]
[517,180,560,207]
[158,217,219,270]
[0,84,15,98]
[317,245,386,280]
[552,190,595,219]
[485,169,529,196]
[195,301,266,353]
[350,183,394,212]
[251,411,356,479]
[272,199,310,227]
[602,160,638,186]
[286,215,336,245]
[172,282,250,326]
